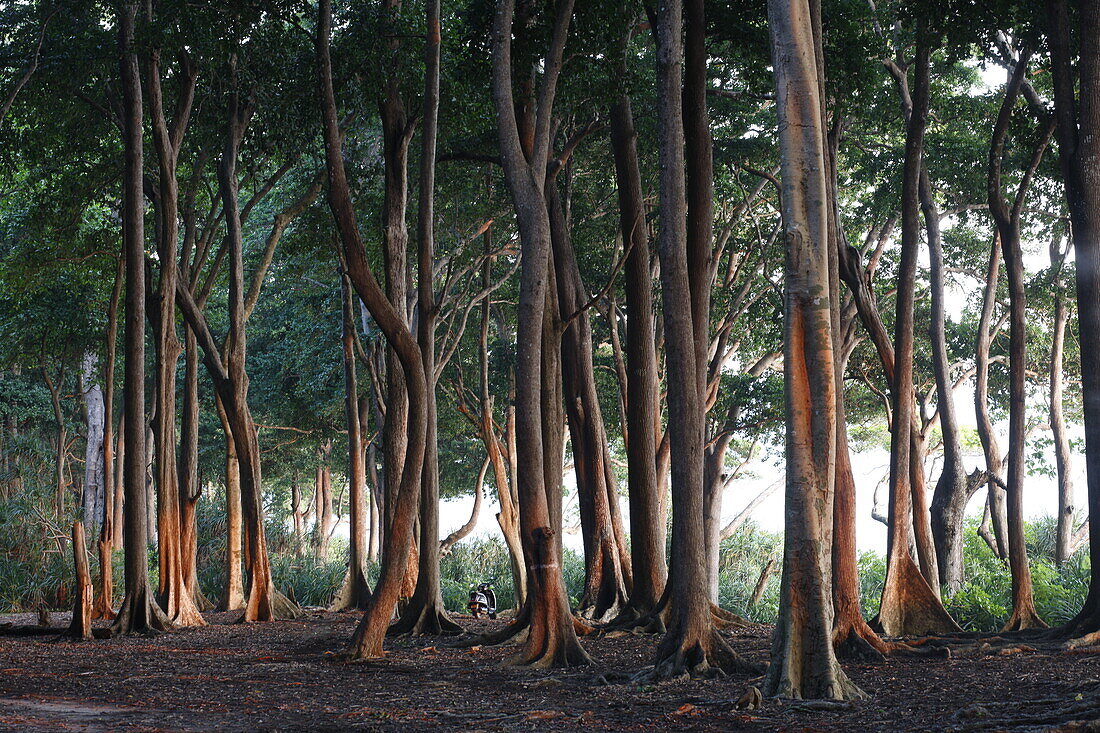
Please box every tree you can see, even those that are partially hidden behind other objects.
[318,0,427,659]
[762,0,862,701]
[109,0,172,636]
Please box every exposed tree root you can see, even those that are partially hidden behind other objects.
[711,604,751,629]
[327,569,371,613]
[877,555,961,636]
[1001,605,1048,633]
[240,585,301,623]
[457,604,531,648]
[638,628,762,681]
[507,623,593,669]
[106,586,174,637]
[833,619,889,663]
[389,598,463,636]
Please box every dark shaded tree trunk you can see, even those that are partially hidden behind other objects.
[608,89,667,624]
[109,0,172,635]
[1046,0,1100,641]
[548,182,628,623]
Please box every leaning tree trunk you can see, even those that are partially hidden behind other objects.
[110,0,172,635]
[925,165,971,594]
[763,0,862,699]
[319,0,428,659]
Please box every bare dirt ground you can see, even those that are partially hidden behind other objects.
[1,610,1099,731]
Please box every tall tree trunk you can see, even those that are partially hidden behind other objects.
[548,182,628,623]
[649,0,752,679]
[148,47,203,628]
[763,0,861,699]
[110,0,171,635]
[876,28,959,637]
[392,0,461,635]
[483,0,589,668]
[988,52,1049,631]
[1047,0,1100,641]
[94,254,123,620]
[329,269,373,612]
[319,0,428,659]
[608,89,666,624]
[1051,238,1076,565]
[926,162,970,593]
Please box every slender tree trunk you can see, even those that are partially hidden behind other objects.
[81,352,105,536]
[94,255,123,620]
[988,53,1049,631]
[148,47,203,627]
[876,28,959,637]
[608,89,666,623]
[319,0,428,658]
[330,269,373,611]
[392,0,460,634]
[1051,239,1076,565]
[177,327,210,610]
[110,0,171,635]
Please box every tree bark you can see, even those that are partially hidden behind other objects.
[608,88,667,624]
[93,254,123,621]
[1051,238,1076,565]
[147,46,204,628]
[648,0,753,679]
[987,51,1049,631]
[109,0,172,635]
[1046,0,1100,641]
[329,269,373,612]
[392,0,461,635]
[318,0,428,659]
[763,0,863,699]
[876,27,959,637]
[484,0,590,668]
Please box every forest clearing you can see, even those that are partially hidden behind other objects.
[3,0,1100,729]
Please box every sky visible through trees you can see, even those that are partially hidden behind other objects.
[0,0,1099,725]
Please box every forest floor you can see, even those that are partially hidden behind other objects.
[0,610,1098,731]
